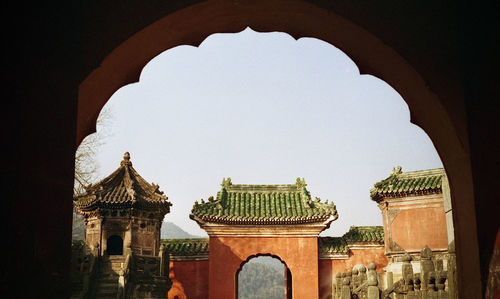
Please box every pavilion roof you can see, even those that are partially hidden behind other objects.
[370,167,445,202]
[190,178,338,225]
[74,152,171,214]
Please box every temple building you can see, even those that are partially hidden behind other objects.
[370,167,453,281]
[165,167,454,299]
[74,152,172,256]
[71,164,454,298]
[73,152,172,298]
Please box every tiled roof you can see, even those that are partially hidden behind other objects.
[74,152,172,213]
[159,227,383,260]
[318,237,349,254]
[162,238,209,257]
[370,167,445,202]
[319,226,384,257]
[343,226,384,243]
[190,178,338,225]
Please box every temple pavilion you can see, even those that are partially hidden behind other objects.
[74,152,171,257]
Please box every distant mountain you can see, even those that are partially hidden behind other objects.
[238,261,285,299]
[72,210,85,240]
[72,215,200,240]
[161,222,202,239]
[251,256,285,273]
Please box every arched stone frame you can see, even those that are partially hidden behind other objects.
[76,0,481,296]
[235,253,292,299]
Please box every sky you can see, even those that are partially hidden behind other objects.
[86,28,443,237]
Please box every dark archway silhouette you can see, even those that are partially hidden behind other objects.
[75,4,483,296]
[107,235,123,255]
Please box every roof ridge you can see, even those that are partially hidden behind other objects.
[398,168,445,178]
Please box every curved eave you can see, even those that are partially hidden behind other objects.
[76,199,171,213]
[370,187,443,202]
[190,212,338,226]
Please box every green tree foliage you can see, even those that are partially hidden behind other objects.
[238,258,286,299]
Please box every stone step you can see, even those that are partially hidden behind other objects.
[98,272,119,278]
[98,277,118,283]
[98,281,117,288]
[96,287,117,296]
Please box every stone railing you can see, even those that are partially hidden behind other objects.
[81,244,100,299]
[334,246,454,299]
[117,247,133,299]
[334,262,380,299]
[120,245,172,299]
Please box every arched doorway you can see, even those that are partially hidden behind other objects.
[107,235,123,255]
[237,255,292,299]
[76,1,482,296]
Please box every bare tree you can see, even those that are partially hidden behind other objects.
[73,108,112,240]
[74,107,112,195]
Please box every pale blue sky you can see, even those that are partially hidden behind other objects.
[89,28,442,237]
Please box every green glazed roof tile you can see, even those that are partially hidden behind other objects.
[370,167,445,202]
[342,226,385,243]
[318,237,349,254]
[162,238,209,256]
[190,178,338,225]
[318,226,384,255]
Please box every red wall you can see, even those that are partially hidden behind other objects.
[209,236,319,299]
[168,260,209,299]
[318,248,388,299]
[385,200,448,252]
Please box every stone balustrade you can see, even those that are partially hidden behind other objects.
[334,246,453,299]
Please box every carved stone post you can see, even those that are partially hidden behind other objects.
[420,246,434,292]
[341,273,351,299]
[346,270,353,293]
[446,249,457,299]
[359,265,367,298]
[413,273,421,298]
[158,244,165,276]
[366,262,379,299]
[436,270,447,299]
[386,271,394,299]
[427,271,437,298]
[335,273,342,299]
[401,252,413,296]
[352,268,359,293]
[117,268,125,299]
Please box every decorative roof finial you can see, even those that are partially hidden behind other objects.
[221,177,232,188]
[296,177,307,189]
[391,166,402,175]
[121,152,132,166]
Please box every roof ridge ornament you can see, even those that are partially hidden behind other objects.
[391,166,402,175]
[221,177,232,188]
[296,177,307,189]
[121,151,133,167]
